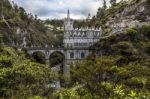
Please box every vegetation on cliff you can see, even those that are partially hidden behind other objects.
[0,0,63,47]
[55,25,150,99]
[0,36,56,98]
[0,0,150,98]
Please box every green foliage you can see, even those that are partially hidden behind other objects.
[53,89,80,99]
[0,47,55,98]
[0,0,63,47]
[53,87,100,99]
[93,26,150,60]
[29,96,46,99]
[0,0,150,98]
[139,25,150,39]
[68,25,150,98]
[113,85,125,97]
[147,0,150,4]
[110,0,117,5]
[126,28,138,36]
[69,56,150,98]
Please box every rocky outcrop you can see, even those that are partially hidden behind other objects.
[105,0,150,34]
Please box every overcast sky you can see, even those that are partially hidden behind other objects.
[10,0,120,20]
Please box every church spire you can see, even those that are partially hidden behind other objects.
[67,9,70,19]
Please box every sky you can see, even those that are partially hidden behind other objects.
[10,0,120,20]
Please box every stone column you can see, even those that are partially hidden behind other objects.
[63,50,71,85]
[45,51,50,66]
[55,80,61,90]
[63,60,70,85]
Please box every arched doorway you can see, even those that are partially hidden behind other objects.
[32,51,45,64]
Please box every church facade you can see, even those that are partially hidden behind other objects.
[25,10,103,85]
[63,9,102,63]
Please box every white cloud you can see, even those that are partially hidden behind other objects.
[9,0,120,20]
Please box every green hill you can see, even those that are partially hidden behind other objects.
[0,0,150,98]
[0,0,63,47]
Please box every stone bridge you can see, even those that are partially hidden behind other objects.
[27,47,94,63]
[27,47,65,64]
[26,47,95,78]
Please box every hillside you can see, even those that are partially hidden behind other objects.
[74,0,150,32]
[53,0,150,98]
[0,0,150,98]
[0,38,56,98]
[0,0,63,47]
[104,0,150,35]
[54,25,150,99]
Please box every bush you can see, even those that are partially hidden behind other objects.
[70,55,150,98]
[139,25,150,39]
[147,0,150,4]
[126,28,138,38]
[0,47,55,98]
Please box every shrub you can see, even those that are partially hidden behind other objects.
[126,28,138,37]
[0,47,55,98]
[139,25,150,39]
[147,0,150,4]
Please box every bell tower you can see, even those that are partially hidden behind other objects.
[64,9,73,31]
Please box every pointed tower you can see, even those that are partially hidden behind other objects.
[67,9,70,19]
[64,9,73,31]
[63,9,74,48]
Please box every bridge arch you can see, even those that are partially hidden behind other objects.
[31,51,46,64]
[49,51,66,87]
[49,51,65,67]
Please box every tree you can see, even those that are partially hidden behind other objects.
[110,0,116,5]
[0,47,55,98]
[147,0,150,4]
[103,0,107,9]
[96,0,107,9]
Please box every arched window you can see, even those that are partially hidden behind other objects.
[94,32,97,37]
[81,52,85,59]
[78,32,81,37]
[84,32,87,37]
[70,32,73,37]
[97,32,100,36]
[70,52,74,59]
[67,44,69,48]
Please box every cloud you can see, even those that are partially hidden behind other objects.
[9,0,115,20]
